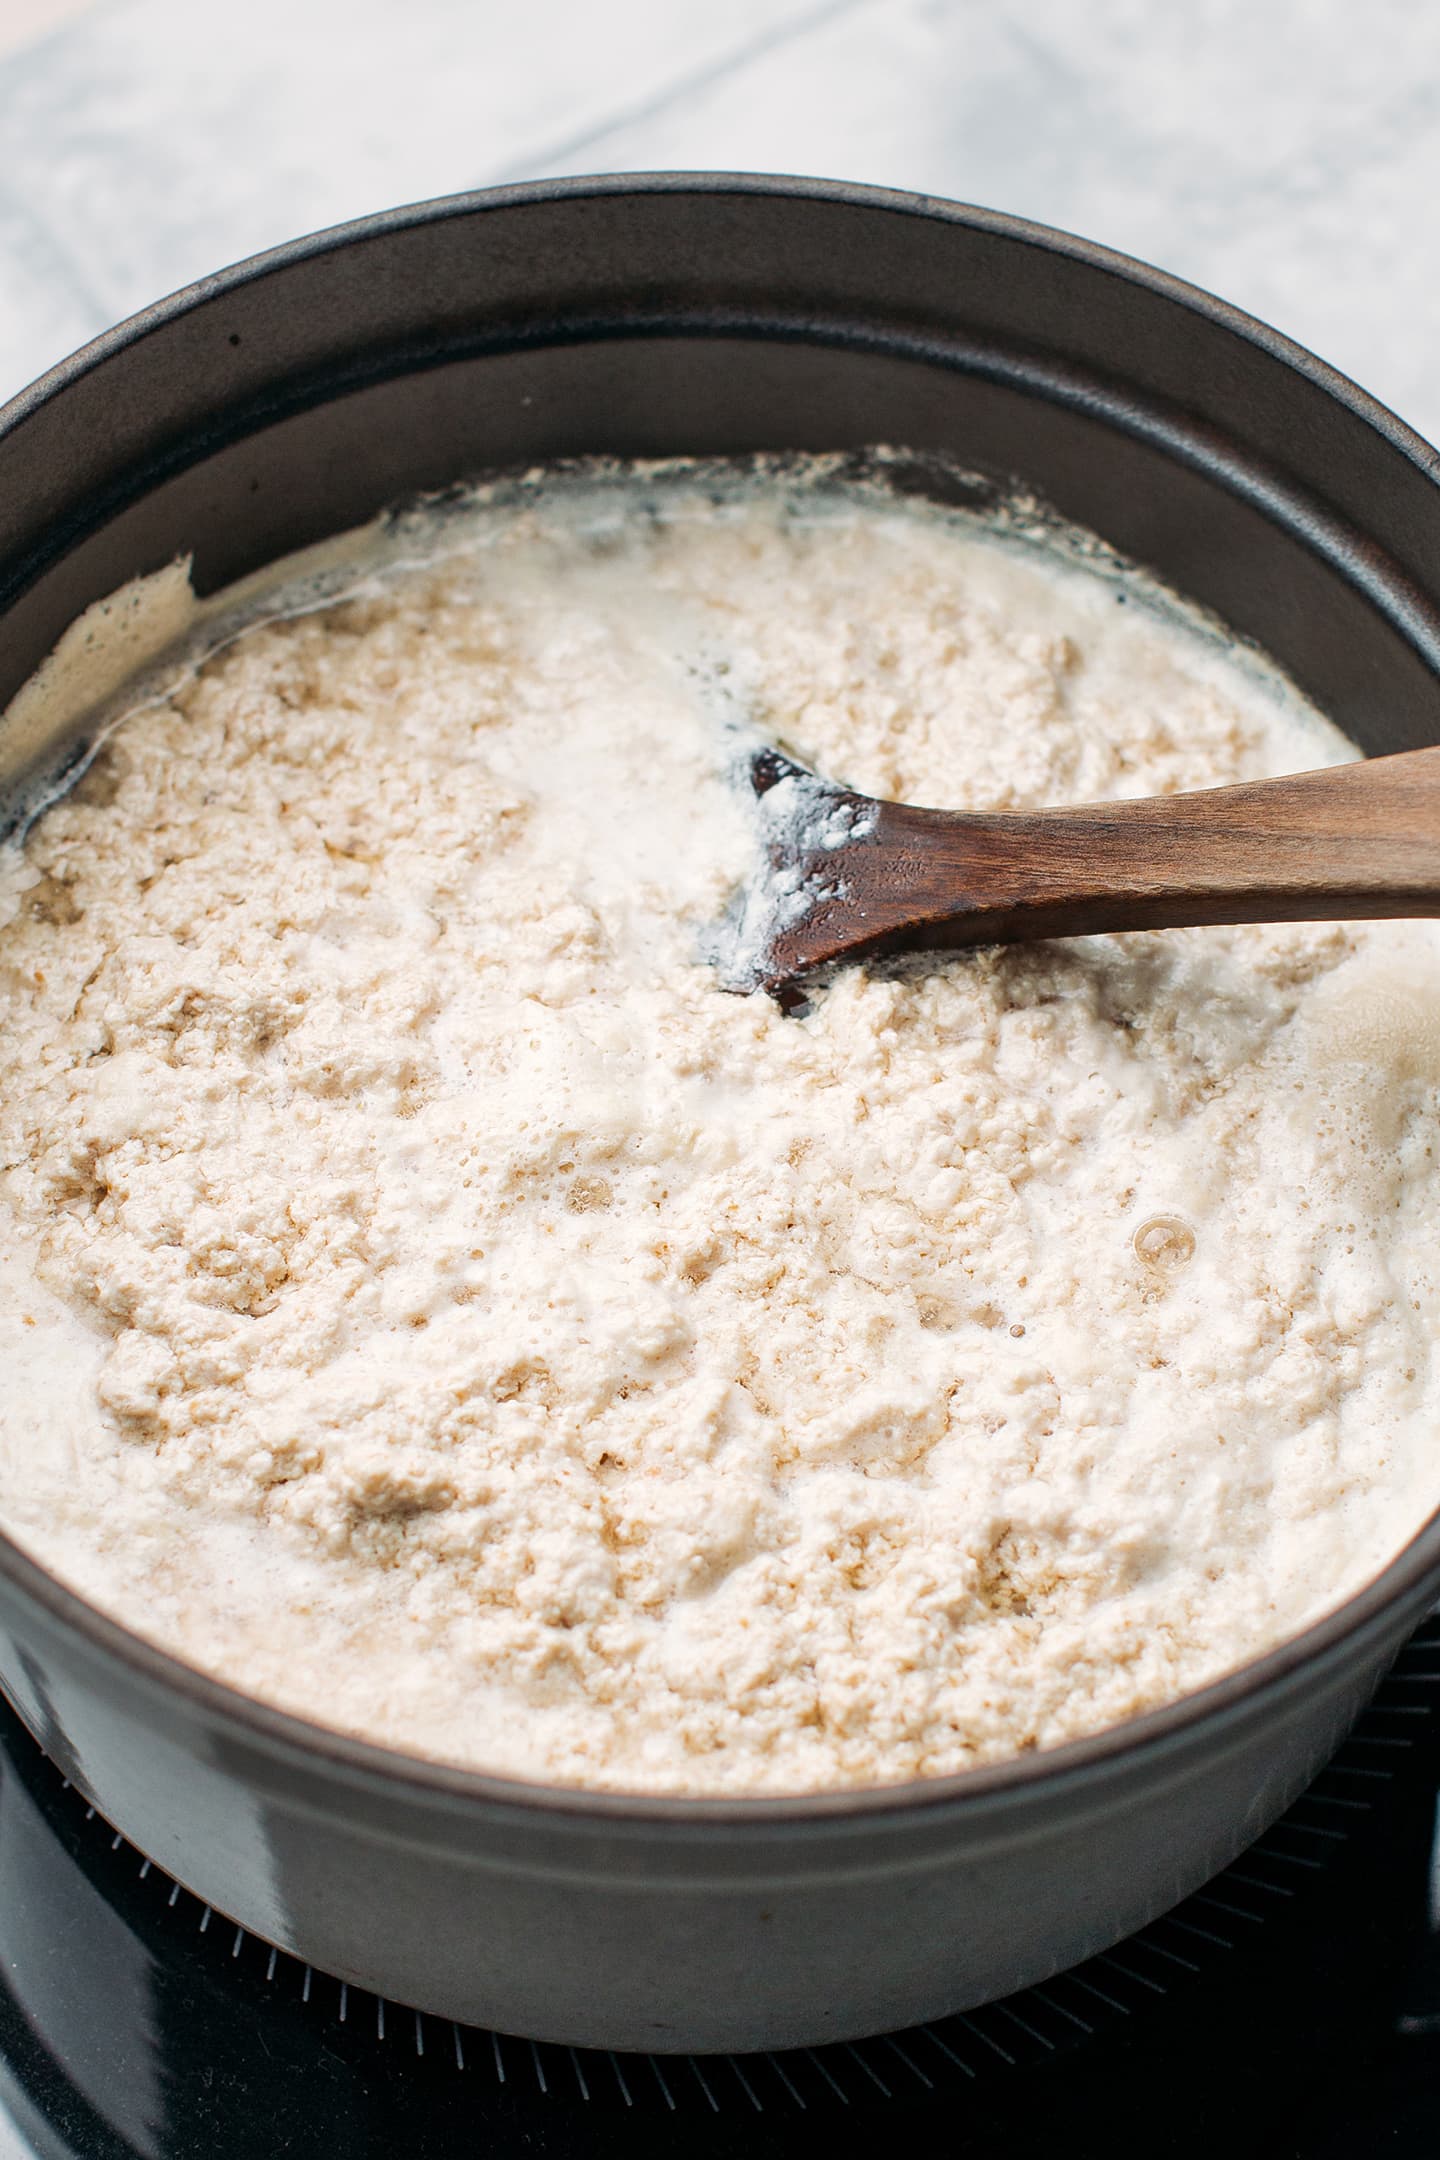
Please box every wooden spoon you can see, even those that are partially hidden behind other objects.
[741,742,1440,994]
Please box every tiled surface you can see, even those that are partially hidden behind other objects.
[0,0,1438,442]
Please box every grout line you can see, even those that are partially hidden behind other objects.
[479,0,871,186]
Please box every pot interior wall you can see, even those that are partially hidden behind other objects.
[3,323,1440,789]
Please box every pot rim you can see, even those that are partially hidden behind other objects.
[3,169,1439,1830]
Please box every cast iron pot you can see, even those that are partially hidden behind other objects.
[2,175,1440,2056]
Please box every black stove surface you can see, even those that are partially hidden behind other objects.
[5,1628,1440,2160]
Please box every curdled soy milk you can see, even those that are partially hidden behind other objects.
[1,460,1438,1795]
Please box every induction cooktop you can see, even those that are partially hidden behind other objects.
[5,1621,1440,2159]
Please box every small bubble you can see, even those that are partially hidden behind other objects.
[1133,1215,1196,1269]
[566,1175,613,1215]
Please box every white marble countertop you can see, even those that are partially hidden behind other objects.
[1,0,1439,445]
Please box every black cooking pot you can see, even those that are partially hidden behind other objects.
[2,175,1439,2055]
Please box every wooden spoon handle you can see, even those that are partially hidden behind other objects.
[765,745,1440,982]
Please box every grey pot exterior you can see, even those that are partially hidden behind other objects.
[0,1539,1429,2052]
[2,177,1440,2053]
